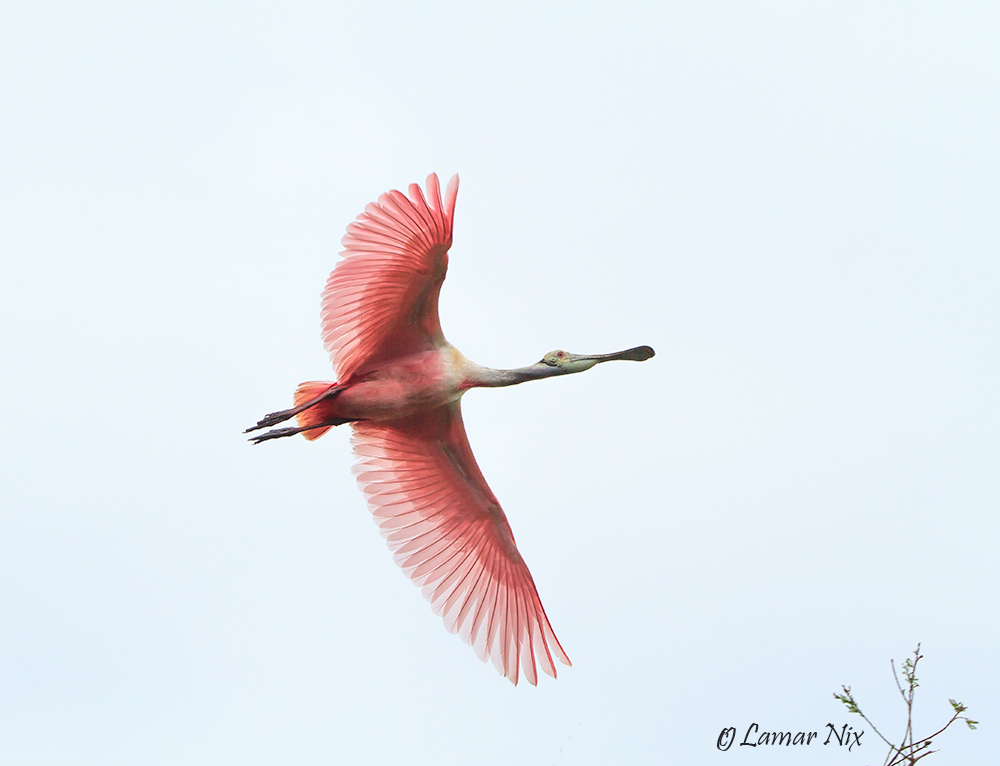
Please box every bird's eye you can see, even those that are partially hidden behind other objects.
[556,351,565,359]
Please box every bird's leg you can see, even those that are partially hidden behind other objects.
[245,384,343,433]
[248,418,353,444]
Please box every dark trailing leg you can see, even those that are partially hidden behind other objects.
[245,384,343,433]
[248,418,353,444]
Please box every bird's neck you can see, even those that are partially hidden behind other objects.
[449,345,561,390]
[469,366,545,388]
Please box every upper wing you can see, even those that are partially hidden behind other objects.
[350,403,571,685]
[322,173,459,381]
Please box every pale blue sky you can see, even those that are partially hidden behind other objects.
[2,3,997,764]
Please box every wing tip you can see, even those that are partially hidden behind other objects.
[444,173,459,225]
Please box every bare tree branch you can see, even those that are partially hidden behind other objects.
[834,645,976,765]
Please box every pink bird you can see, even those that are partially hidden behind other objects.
[247,174,653,685]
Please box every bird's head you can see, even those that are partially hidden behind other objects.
[538,346,655,375]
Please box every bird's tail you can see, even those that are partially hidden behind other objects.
[293,381,341,440]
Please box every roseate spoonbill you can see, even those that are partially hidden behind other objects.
[246,174,653,685]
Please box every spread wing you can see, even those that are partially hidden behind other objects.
[322,173,459,381]
[350,403,571,685]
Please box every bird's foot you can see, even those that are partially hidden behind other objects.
[248,426,303,444]
[245,407,298,433]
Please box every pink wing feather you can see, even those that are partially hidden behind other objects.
[351,403,571,685]
[322,173,460,381]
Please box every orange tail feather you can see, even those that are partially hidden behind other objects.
[294,381,340,440]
